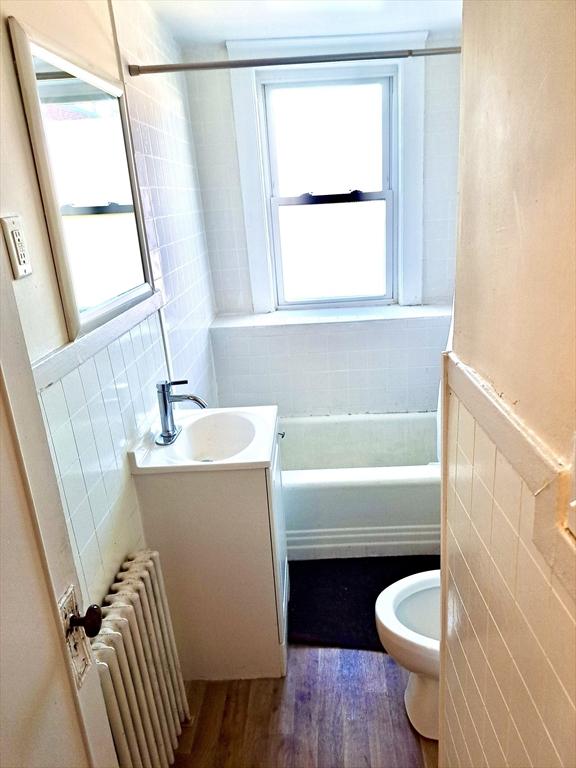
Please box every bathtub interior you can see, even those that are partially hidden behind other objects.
[279,411,441,559]
[279,411,438,470]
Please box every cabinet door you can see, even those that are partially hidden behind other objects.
[267,439,288,644]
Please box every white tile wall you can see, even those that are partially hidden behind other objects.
[186,43,252,315]
[39,314,167,605]
[212,314,451,416]
[442,390,576,768]
[423,37,460,304]
[114,1,218,403]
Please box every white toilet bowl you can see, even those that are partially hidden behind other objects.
[375,570,441,739]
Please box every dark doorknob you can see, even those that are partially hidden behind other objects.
[69,604,102,638]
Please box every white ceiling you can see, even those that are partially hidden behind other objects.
[148,0,462,45]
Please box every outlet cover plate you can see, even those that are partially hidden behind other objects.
[58,585,92,689]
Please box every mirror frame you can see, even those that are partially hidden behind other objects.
[8,17,154,341]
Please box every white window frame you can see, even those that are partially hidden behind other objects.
[228,33,427,313]
[263,73,395,309]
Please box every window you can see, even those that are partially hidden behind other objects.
[264,79,393,306]
[228,35,427,313]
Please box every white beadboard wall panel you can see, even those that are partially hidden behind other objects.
[212,313,451,416]
[113,0,218,404]
[40,314,168,606]
[441,388,576,768]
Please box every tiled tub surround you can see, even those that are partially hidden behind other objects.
[441,380,576,766]
[113,0,217,404]
[185,39,460,315]
[211,308,451,417]
[39,315,167,606]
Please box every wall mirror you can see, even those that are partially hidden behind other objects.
[9,18,153,340]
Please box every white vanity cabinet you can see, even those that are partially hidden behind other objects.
[130,406,288,680]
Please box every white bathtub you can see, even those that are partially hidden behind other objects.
[280,412,440,560]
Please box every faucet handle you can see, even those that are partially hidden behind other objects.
[157,379,188,392]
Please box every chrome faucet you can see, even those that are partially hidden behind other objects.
[155,379,207,445]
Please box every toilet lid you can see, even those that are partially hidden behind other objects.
[395,586,440,640]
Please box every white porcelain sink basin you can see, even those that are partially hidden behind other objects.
[175,412,256,462]
[129,406,278,473]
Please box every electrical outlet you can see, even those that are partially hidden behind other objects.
[1,215,32,278]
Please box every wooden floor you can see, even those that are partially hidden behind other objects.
[175,646,438,768]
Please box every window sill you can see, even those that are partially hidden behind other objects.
[211,304,452,330]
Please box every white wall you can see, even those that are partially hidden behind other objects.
[186,43,253,314]
[113,0,218,402]
[0,0,120,361]
[452,0,575,463]
[0,389,91,768]
[423,37,460,303]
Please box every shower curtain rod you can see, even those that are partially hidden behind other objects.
[127,46,461,76]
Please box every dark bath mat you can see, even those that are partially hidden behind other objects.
[287,555,441,652]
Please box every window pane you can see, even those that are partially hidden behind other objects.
[277,200,387,302]
[268,83,383,196]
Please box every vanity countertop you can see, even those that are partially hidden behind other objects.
[129,405,278,474]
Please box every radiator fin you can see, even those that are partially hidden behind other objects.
[92,550,188,768]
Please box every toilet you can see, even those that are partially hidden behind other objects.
[375,570,441,739]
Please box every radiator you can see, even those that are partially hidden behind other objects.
[91,550,190,768]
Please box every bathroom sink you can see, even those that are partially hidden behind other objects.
[129,406,278,473]
[175,412,256,462]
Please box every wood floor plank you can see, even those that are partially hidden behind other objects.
[176,681,206,755]
[291,646,321,767]
[316,648,344,768]
[177,647,430,768]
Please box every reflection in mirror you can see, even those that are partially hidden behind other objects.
[33,55,146,316]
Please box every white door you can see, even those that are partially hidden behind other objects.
[0,257,117,768]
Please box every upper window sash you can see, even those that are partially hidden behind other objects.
[262,76,393,199]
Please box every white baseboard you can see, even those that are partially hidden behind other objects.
[287,523,440,560]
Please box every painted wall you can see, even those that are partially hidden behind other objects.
[441,1,576,766]
[452,0,576,463]
[0,389,90,768]
[0,0,119,361]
